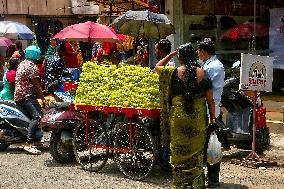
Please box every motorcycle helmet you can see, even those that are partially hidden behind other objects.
[25,45,41,60]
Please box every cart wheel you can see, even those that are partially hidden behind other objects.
[113,122,156,180]
[73,119,109,172]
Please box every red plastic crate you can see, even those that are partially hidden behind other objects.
[64,81,78,91]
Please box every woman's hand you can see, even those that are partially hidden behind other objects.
[169,50,178,58]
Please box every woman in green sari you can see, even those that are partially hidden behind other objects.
[155,43,216,188]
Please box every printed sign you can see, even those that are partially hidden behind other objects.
[240,53,274,92]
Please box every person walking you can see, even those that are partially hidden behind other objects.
[197,38,225,188]
[155,43,216,188]
[14,45,45,155]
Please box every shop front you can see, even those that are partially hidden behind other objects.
[171,0,284,89]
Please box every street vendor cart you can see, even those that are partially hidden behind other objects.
[73,104,160,180]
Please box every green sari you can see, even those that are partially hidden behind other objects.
[159,66,207,189]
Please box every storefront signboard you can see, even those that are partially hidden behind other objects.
[240,53,274,92]
[71,0,100,14]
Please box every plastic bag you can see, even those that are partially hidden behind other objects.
[207,131,223,165]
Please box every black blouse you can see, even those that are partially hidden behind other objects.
[171,68,212,97]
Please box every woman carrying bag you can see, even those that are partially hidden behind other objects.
[155,43,216,188]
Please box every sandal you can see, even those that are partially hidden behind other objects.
[23,145,42,155]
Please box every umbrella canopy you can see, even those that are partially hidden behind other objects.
[0,37,14,48]
[0,21,34,40]
[220,21,269,41]
[52,21,124,42]
[111,10,175,39]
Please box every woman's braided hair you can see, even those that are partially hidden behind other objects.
[177,43,199,112]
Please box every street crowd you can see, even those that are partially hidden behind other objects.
[0,37,225,189]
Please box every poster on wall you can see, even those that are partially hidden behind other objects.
[269,9,284,69]
[240,53,274,92]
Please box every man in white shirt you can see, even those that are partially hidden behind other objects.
[197,38,225,188]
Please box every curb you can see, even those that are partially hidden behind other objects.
[266,120,283,124]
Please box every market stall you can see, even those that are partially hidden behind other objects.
[69,11,175,180]
[73,62,161,180]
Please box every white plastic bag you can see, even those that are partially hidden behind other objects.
[207,131,223,165]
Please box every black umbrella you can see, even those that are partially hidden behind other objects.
[111,10,175,39]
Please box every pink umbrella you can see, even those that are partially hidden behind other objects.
[0,37,14,48]
[107,26,127,41]
[219,22,269,41]
[52,21,124,42]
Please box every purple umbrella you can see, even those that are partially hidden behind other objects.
[0,37,14,48]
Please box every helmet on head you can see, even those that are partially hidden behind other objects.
[25,45,41,60]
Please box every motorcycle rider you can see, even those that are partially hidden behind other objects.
[14,45,45,155]
[197,38,225,188]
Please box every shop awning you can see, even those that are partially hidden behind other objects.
[86,0,149,12]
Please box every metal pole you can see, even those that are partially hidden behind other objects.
[252,91,257,158]
[253,0,256,51]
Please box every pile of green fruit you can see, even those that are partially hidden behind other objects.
[75,62,160,109]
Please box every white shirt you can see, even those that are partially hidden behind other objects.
[203,55,225,118]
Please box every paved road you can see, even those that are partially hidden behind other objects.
[0,100,282,189]
[0,146,172,189]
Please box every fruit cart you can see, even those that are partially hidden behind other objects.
[73,104,160,180]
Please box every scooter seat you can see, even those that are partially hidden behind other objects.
[47,102,71,110]
[0,100,30,118]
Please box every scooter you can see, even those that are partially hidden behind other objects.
[0,100,44,151]
[41,91,84,164]
[215,76,270,154]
